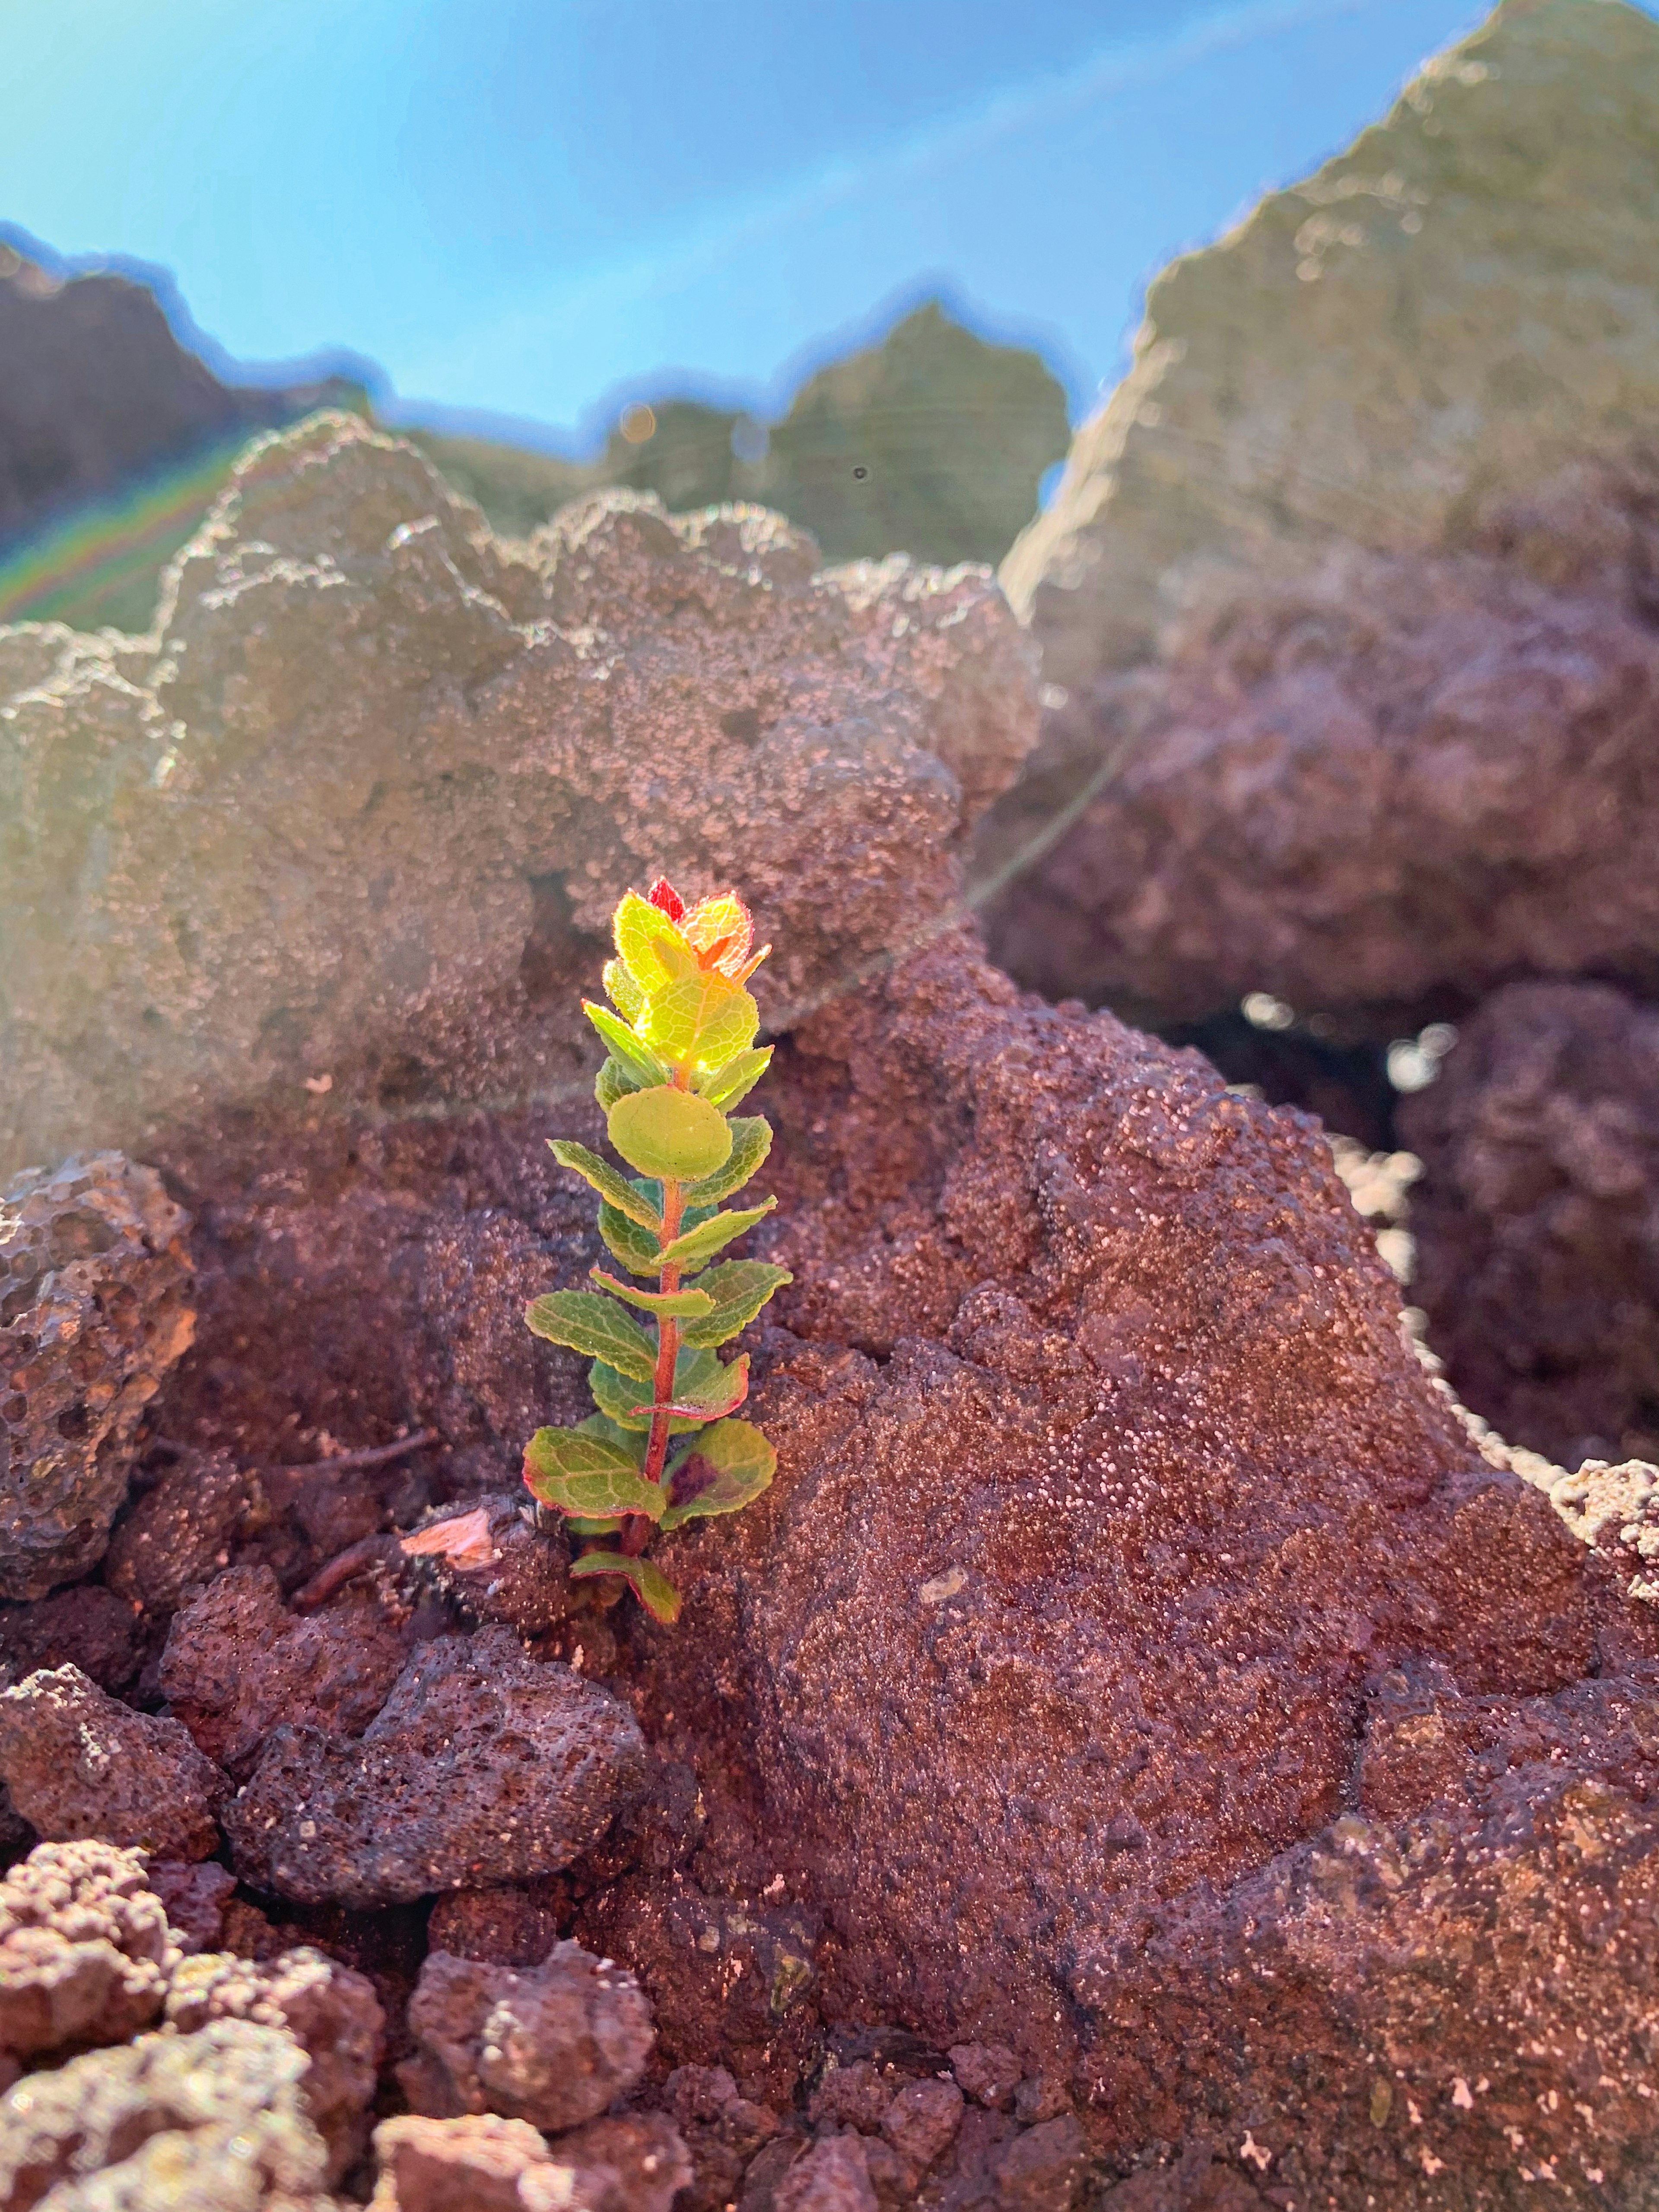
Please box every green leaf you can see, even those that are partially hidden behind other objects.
[683,1117,771,1206]
[598,1202,665,1278]
[607,1085,733,1181]
[603,957,645,1022]
[658,1198,777,1275]
[522,1426,666,1521]
[639,969,759,1073]
[589,1344,730,1434]
[595,1057,647,1111]
[525,1290,657,1382]
[696,1046,772,1110]
[614,892,696,993]
[549,1140,663,1230]
[590,1268,713,1319]
[660,1417,777,1530]
[566,1516,623,1536]
[569,1550,683,1624]
[582,1001,668,1087]
[679,1261,793,1349]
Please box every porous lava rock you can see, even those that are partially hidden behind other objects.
[368,2110,692,2212]
[985,0,1659,1026]
[400,1942,652,2129]
[578,933,1659,2183]
[102,1447,273,1618]
[164,1945,384,2182]
[224,1626,646,1906]
[0,1151,194,1600]
[424,1880,569,1969]
[0,1838,182,2062]
[0,1663,226,1861]
[0,2017,341,2210]
[0,408,1036,1177]
[775,2134,878,2212]
[1400,978,1659,1468]
[0,1583,145,1694]
[981,534,1659,1023]
[400,1494,575,1637]
[368,2112,558,2212]
[1066,1664,1659,2203]
[159,1563,412,1779]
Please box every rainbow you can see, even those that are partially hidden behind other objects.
[0,442,242,634]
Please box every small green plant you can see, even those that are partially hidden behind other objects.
[522,877,791,1624]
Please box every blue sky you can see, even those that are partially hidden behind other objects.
[0,0,1528,448]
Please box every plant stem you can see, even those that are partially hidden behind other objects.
[621,1175,684,1556]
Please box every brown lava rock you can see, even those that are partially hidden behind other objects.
[425,1878,570,1967]
[0,1151,195,1601]
[0,2016,338,2209]
[980,531,1659,1027]
[369,2111,559,2212]
[1401,978,1659,1468]
[0,1838,182,2061]
[164,1943,385,2183]
[224,1625,646,1905]
[0,1663,226,1860]
[103,1446,272,1618]
[0,1583,145,1695]
[401,1941,652,2130]
[400,1493,575,1637]
[575,1881,821,2107]
[159,1562,411,1778]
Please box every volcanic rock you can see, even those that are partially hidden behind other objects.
[1068,1663,1659,2201]
[775,2135,878,2212]
[881,2078,965,2170]
[1400,978,1659,1467]
[164,1945,384,2182]
[368,2112,559,2212]
[0,1583,145,1694]
[0,2017,340,2210]
[159,1563,411,1779]
[401,1941,652,2129]
[103,1448,273,1618]
[0,1838,182,2061]
[0,1663,226,1861]
[0,1151,194,1600]
[0,410,1036,1178]
[985,0,1659,1025]
[224,1626,646,1906]
[573,931,1659,2181]
[424,1880,569,1968]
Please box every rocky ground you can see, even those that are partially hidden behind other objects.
[6,8,1659,2207]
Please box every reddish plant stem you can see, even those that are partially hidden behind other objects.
[620,1172,685,1557]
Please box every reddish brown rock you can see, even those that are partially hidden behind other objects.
[146,1859,237,1953]
[425,1878,570,1968]
[558,2113,695,2212]
[775,2134,878,2212]
[0,1663,226,1860]
[401,1941,652,2130]
[991,2117,1089,2212]
[980,537,1659,1028]
[401,1493,575,1637]
[369,2112,557,2212]
[0,1151,195,1601]
[574,1880,821,2106]
[159,1563,411,1778]
[950,2045,1021,2115]
[0,1584,145,1694]
[164,1943,385,2182]
[104,1447,272,1618]
[0,1838,181,2059]
[1068,1663,1659,2203]
[1400,978,1659,1467]
[591,936,1659,2116]
[882,2078,964,2170]
[225,1627,645,1907]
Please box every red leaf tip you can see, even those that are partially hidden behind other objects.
[648,877,685,922]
